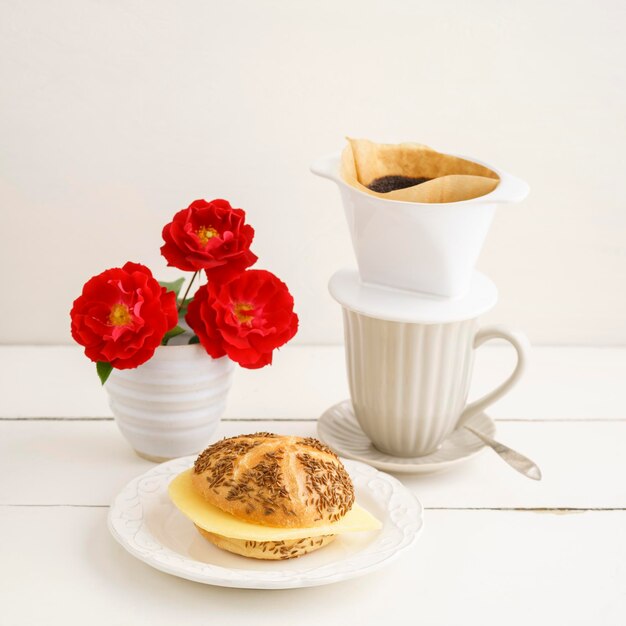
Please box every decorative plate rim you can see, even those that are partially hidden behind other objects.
[108,456,423,589]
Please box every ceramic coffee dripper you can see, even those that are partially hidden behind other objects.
[329,269,530,458]
[311,153,529,298]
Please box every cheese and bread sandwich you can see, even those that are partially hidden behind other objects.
[169,433,381,560]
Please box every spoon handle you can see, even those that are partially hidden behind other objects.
[464,425,542,481]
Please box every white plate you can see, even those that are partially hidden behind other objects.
[108,456,423,589]
[318,400,495,474]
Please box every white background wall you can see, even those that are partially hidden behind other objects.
[1,0,624,345]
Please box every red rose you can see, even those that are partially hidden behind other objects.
[70,262,178,370]
[186,270,298,369]
[183,283,227,360]
[160,199,257,282]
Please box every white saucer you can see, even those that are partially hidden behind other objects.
[108,456,423,589]
[329,268,498,324]
[318,400,495,474]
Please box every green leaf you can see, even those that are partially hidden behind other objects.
[188,335,200,345]
[96,361,113,385]
[162,325,186,345]
[158,277,185,298]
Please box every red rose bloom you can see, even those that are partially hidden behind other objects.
[160,199,257,282]
[186,270,298,369]
[184,283,227,360]
[70,262,178,370]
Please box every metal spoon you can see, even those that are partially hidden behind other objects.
[464,425,542,481]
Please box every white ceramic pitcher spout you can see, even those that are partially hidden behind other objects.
[311,153,529,298]
[310,153,343,183]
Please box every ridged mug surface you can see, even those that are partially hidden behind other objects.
[343,310,477,457]
[105,344,235,460]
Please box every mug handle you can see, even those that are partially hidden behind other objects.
[459,325,530,424]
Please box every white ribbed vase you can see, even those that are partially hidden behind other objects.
[343,310,527,457]
[105,344,235,462]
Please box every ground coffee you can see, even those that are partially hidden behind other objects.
[367,175,431,193]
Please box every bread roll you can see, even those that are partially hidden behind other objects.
[195,526,336,560]
[191,433,355,559]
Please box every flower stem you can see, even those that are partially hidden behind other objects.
[178,271,199,313]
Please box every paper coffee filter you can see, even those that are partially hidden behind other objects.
[341,138,500,203]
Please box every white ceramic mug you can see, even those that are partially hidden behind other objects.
[311,153,529,298]
[342,309,529,457]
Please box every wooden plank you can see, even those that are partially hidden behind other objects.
[1,420,625,509]
[1,345,625,420]
[1,506,623,625]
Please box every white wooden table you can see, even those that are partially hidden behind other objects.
[1,345,625,625]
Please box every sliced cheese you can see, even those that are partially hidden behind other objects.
[168,469,382,541]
